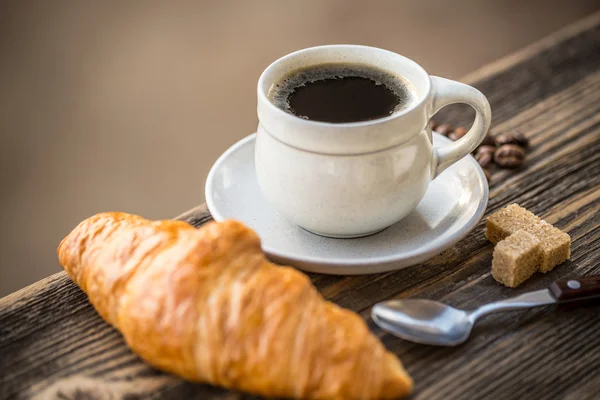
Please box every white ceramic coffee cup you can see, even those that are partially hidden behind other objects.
[255,45,491,238]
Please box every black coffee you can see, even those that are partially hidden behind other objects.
[268,63,415,123]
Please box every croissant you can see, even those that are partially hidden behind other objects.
[57,212,412,399]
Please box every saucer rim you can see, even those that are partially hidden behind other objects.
[206,132,489,273]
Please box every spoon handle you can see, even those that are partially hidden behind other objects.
[549,275,600,302]
[469,275,600,321]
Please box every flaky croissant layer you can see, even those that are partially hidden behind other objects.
[58,212,412,399]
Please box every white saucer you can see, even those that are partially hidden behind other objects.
[205,133,488,275]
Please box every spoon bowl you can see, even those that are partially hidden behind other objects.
[372,300,474,346]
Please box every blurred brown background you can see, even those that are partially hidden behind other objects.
[1,0,598,297]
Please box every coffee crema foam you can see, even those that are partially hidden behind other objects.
[268,63,417,122]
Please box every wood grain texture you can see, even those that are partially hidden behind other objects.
[2,14,600,400]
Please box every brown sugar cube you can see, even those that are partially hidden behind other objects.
[522,220,571,273]
[492,230,542,288]
[485,203,540,244]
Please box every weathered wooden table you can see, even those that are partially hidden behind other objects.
[2,13,600,400]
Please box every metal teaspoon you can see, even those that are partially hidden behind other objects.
[371,275,600,346]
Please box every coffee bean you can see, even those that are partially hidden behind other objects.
[430,120,439,130]
[471,137,495,154]
[448,126,468,141]
[483,168,491,182]
[494,144,526,168]
[495,130,529,148]
[476,152,493,169]
[436,124,452,136]
[475,145,496,168]
[477,144,496,154]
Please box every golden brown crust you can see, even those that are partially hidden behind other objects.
[58,212,412,399]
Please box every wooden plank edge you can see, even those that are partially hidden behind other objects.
[0,271,67,308]
[461,10,600,84]
[173,203,209,221]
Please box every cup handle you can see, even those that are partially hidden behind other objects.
[430,76,492,178]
